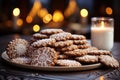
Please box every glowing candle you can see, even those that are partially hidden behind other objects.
[91,17,114,51]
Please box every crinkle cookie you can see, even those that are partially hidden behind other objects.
[87,50,111,55]
[50,32,72,41]
[73,40,87,45]
[77,44,91,49]
[53,40,73,48]
[30,47,58,67]
[64,49,87,57]
[75,55,98,63]
[55,59,81,67]
[71,34,86,40]
[33,33,48,39]
[40,29,64,35]
[99,55,119,68]
[60,45,78,52]
[6,38,29,59]
[31,38,56,47]
[11,57,31,64]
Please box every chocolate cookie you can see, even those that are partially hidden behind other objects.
[55,59,81,67]
[50,32,72,41]
[30,47,58,67]
[6,38,29,59]
[40,29,64,35]
[99,55,119,68]
[31,38,56,47]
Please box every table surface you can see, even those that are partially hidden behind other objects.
[0,35,120,80]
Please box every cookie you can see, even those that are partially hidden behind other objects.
[99,55,119,68]
[60,45,78,52]
[55,59,81,67]
[6,38,29,59]
[77,44,90,49]
[50,32,72,41]
[30,47,58,67]
[71,34,86,40]
[87,50,111,55]
[64,49,87,57]
[11,57,31,64]
[75,55,98,63]
[73,40,87,45]
[40,29,64,35]
[33,33,48,39]
[58,54,69,59]
[53,40,73,48]
[31,38,56,47]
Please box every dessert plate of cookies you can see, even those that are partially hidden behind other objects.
[1,29,119,71]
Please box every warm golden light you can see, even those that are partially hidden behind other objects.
[99,76,104,80]
[33,24,40,32]
[106,7,112,15]
[43,14,52,24]
[38,8,48,18]
[64,0,77,17]
[17,18,23,27]
[13,8,20,16]
[26,0,42,22]
[26,16,33,23]
[53,10,64,22]
[80,9,88,17]
[101,21,104,28]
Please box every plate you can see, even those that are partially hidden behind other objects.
[1,52,102,71]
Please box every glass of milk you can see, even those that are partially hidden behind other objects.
[91,17,114,51]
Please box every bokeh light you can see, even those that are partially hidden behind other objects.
[33,24,40,32]
[53,10,64,22]
[13,8,20,16]
[106,7,113,15]
[43,14,52,24]
[80,9,88,17]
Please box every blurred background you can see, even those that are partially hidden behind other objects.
[0,0,120,41]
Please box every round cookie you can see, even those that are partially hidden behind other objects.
[6,38,29,59]
[60,45,78,52]
[30,47,58,67]
[73,40,87,45]
[33,33,48,39]
[64,49,87,57]
[50,32,72,41]
[87,50,111,55]
[53,40,73,48]
[55,59,81,67]
[71,34,86,40]
[99,55,119,68]
[75,55,98,63]
[31,38,56,47]
[11,57,31,64]
[58,54,69,59]
[40,29,64,35]
[77,44,91,49]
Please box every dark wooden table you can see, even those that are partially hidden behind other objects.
[0,35,120,80]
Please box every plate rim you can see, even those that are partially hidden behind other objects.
[1,51,102,71]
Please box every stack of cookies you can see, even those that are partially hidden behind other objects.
[6,29,119,68]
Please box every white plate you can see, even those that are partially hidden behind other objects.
[1,52,102,71]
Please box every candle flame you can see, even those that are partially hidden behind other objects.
[101,21,104,28]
